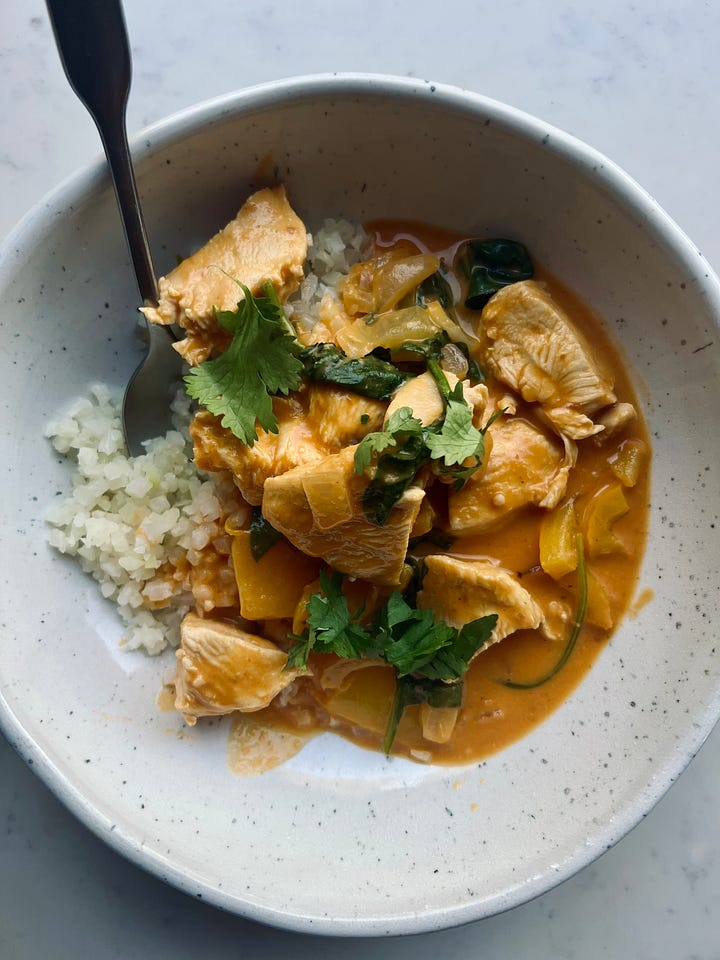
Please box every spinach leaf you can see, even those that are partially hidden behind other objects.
[361,427,430,526]
[390,331,450,361]
[456,238,533,309]
[415,265,455,312]
[301,343,407,399]
[249,507,284,561]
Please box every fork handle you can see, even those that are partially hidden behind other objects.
[45,0,158,305]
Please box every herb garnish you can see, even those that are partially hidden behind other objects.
[354,364,502,523]
[184,282,303,446]
[287,571,497,751]
[301,342,408,399]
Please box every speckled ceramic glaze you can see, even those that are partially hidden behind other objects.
[1,75,718,936]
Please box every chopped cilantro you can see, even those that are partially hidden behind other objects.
[286,570,371,669]
[353,406,424,476]
[353,361,502,523]
[184,281,304,446]
[425,380,485,466]
[286,571,497,751]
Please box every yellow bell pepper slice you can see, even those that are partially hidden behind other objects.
[540,500,578,580]
[586,571,613,629]
[584,484,629,557]
[609,439,648,488]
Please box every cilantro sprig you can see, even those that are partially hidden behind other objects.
[287,571,497,751]
[184,282,304,446]
[353,363,502,524]
[286,570,371,668]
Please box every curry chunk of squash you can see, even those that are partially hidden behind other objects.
[230,531,322,621]
[174,613,302,725]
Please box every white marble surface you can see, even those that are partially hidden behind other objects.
[1,0,719,956]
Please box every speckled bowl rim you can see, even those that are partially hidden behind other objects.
[2,73,720,936]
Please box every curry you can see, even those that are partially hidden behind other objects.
[143,186,650,768]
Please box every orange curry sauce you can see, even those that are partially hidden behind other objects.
[237,220,652,766]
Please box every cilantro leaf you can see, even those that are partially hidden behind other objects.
[419,615,497,680]
[283,571,500,753]
[425,381,485,466]
[184,282,303,446]
[354,406,424,475]
[286,570,371,669]
[372,592,457,676]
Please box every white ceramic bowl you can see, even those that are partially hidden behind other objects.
[1,74,719,936]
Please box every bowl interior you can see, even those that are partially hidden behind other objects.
[1,76,719,935]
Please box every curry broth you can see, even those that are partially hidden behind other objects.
[233,220,651,767]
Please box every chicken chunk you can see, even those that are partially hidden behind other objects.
[385,371,445,427]
[262,445,425,586]
[417,555,544,646]
[480,281,618,439]
[306,385,386,450]
[190,400,325,505]
[447,417,577,535]
[174,613,302,725]
[190,385,386,505]
[593,401,637,441]
[141,186,307,364]
[385,371,489,428]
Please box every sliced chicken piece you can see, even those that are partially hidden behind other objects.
[262,445,425,587]
[593,401,637,441]
[480,281,617,439]
[190,409,277,505]
[174,613,302,725]
[190,384,385,504]
[141,186,307,364]
[385,371,489,428]
[189,397,325,505]
[447,417,577,535]
[385,371,445,426]
[417,555,544,646]
[306,385,386,450]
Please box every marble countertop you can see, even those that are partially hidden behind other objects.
[2,0,719,956]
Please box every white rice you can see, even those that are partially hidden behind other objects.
[45,384,227,654]
[45,219,362,655]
